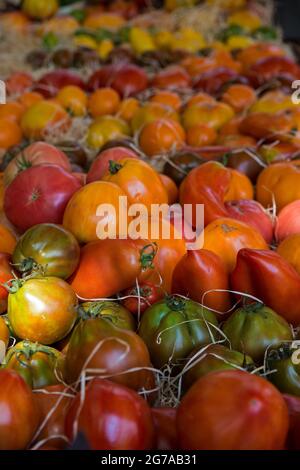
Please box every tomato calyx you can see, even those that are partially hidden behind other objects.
[16,152,33,173]
[4,340,58,365]
[78,302,119,322]
[267,342,294,362]
[242,301,265,313]
[165,294,186,312]
[139,243,158,270]
[109,159,123,175]
[13,258,47,278]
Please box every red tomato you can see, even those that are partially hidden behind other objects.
[152,408,178,450]
[88,64,148,97]
[35,70,86,98]
[121,282,164,315]
[65,378,154,450]
[275,200,300,242]
[177,370,289,450]
[4,164,82,232]
[86,146,138,183]
[0,369,39,449]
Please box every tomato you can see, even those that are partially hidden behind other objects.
[160,174,178,205]
[247,56,300,87]
[152,408,178,450]
[275,201,300,242]
[64,316,154,392]
[0,369,39,450]
[0,316,9,350]
[277,234,300,275]
[4,164,82,233]
[22,0,58,20]
[12,223,80,279]
[0,223,17,254]
[69,239,156,299]
[88,64,148,97]
[65,378,154,450]
[223,149,264,183]
[171,249,231,317]
[151,65,191,89]
[35,70,85,98]
[182,101,234,131]
[183,344,254,391]
[86,147,138,183]
[8,277,78,345]
[3,340,64,389]
[223,169,254,201]
[102,158,168,210]
[163,151,204,186]
[193,67,242,95]
[139,118,186,156]
[79,301,135,331]
[266,342,300,396]
[86,116,130,150]
[0,253,14,306]
[21,100,71,139]
[3,141,71,187]
[177,370,289,450]
[33,384,73,450]
[221,84,256,112]
[131,102,179,133]
[202,217,268,273]
[63,181,128,244]
[222,303,292,364]
[239,111,292,141]
[121,282,164,316]
[139,296,218,369]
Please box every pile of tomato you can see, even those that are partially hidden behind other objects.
[1,0,300,452]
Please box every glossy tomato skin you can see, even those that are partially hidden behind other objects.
[139,296,218,369]
[79,301,136,331]
[183,344,254,391]
[33,384,73,449]
[87,64,148,97]
[64,316,154,393]
[177,370,289,450]
[0,369,39,449]
[121,282,164,316]
[4,164,82,233]
[86,146,138,183]
[3,340,64,389]
[8,277,78,345]
[222,304,292,364]
[152,408,178,450]
[266,343,300,396]
[65,378,154,450]
[12,223,80,279]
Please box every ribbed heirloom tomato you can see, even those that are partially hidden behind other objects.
[139,118,186,156]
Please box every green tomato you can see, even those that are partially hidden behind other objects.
[266,342,300,396]
[79,301,136,331]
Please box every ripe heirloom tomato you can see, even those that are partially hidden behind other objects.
[88,64,148,97]
[63,181,128,244]
[139,118,186,156]
[21,100,71,139]
[182,101,234,131]
[131,102,179,133]
[239,111,292,141]
[0,369,39,450]
[277,234,300,275]
[202,217,268,273]
[223,169,254,201]
[4,164,82,233]
[12,223,80,279]
[177,370,289,450]
[8,277,78,345]
[3,340,64,389]
[86,146,138,183]
[102,158,168,210]
[160,174,178,205]
[275,201,300,242]
[139,296,218,369]
[266,343,300,396]
[3,141,71,187]
[64,315,154,392]
[33,384,73,450]
[221,84,256,112]
[22,0,58,20]
[183,344,254,391]
[151,65,191,89]
[65,378,154,450]
[79,301,135,331]
[35,70,85,98]
[121,282,164,316]
[222,303,292,364]
[152,408,178,450]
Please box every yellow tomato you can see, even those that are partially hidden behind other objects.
[21,100,70,139]
[154,30,173,48]
[130,27,156,54]
[56,86,87,117]
[226,35,254,50]
[73,35,98,50]
[22,0,58,20]
[228,10,262,31]
[87,116,130,149]
[97,39,114,60]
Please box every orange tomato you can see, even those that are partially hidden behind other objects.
[182,102,235,131]
[219,116,243,136]
[0,102,25,123]
[186,92,215,108]
[56,85,87,117]
[6,72,33,96]
[160,174,178,204]
[83,12,125,30]
[131,102,179,133]
[0,12,29,33]
[277,234,300,276]
[150,91,182,111]
[0,317,9,351]
[0,119,22,150]
[257,163,300,211]
[180,56,216,78]
[102,158,168,210]
[186,124,217,147]
[18,91,43,109]
[63,181,128,243]
[217,134,257,149]
[203,218,268,273]
[221,84,257,113]
[0,224,17,254]
[237,43,285,71]
[117,98,140,122]
[21,100,70,139]
[224,169,254,201]
[139,118,186,156]
[88,87,121,118]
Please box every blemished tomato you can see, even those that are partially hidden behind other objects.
[266,342,300,396]
[102,158,168,210]
[3,340,64,389]
[121,282,164,316]
[12,223,80,279]
[0,369,39,450]
[63,181,128,244]
[65,378,154,450]
[8,277,78,345]
[3,141,71,187]
[152,408,178,450]
[33,384,73,450]
[64,315,154,392]
[86,146,138,183]
[177,370,289,450]
[202,217,268,273]
[4,164,82,233]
